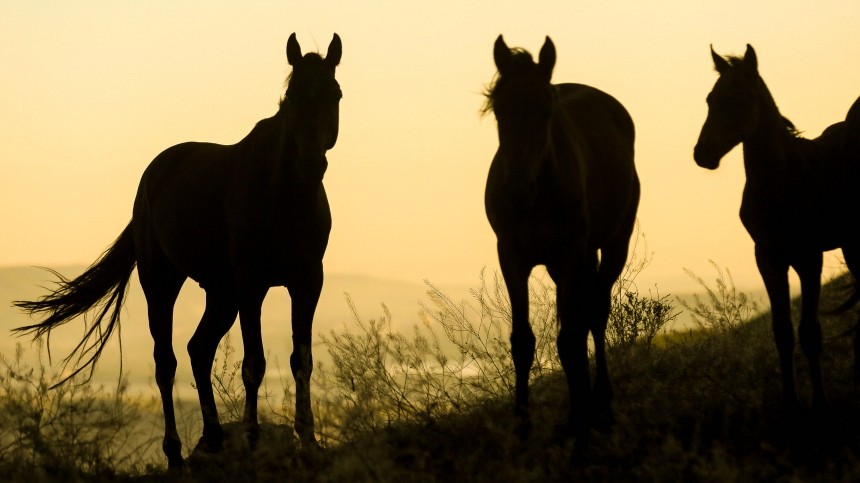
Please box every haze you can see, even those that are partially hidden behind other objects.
[2,1,858,296]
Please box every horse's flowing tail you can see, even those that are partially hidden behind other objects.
[13,222,137,387]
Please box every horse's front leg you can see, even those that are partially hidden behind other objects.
[498,241,534,439]
[794,251,829,411]
[552,265,592,448]
[755,244,798,411]
[238,285,269,446]
[288,264,323,450]
[187,288,239,453]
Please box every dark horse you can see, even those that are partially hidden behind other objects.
[694,44,860,413]
[13,33,342,468]
[483,35,640,447]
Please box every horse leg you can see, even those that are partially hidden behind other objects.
[187,288,239,452]
[592,239,632,431]
[843,245,860,383]
[498,241,534,438]
[794,252,829,411]
[237,285,268,446]
[755,245,798,410]
[552,264,592,449]
[139,262,185,468]
[288,266,323,449]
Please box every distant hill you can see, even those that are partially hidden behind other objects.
[0,265,471,397]
[0,264,784,399]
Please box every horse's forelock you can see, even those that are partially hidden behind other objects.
[283,53,327,86]
[482,49,542,116]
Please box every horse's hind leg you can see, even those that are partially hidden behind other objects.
[794,252,829,411]
[139,261,185,468]
[288,266,323,449]
[841,244,860,382]
[236,285,268,446]
[756,245,799,411]
[592,238,633,430]
[187,287,239,452]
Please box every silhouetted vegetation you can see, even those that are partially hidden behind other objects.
[3,263,860,481]
[678,260,760,332]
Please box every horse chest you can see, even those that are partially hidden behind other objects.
[739,185,845,251]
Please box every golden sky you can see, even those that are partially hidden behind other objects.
[1,1,858,294]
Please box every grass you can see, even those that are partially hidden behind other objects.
[3,267,860,482]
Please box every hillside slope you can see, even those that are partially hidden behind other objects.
[140,272,860,482]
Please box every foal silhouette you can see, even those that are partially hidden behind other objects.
[13,33,342,468]
[694,44,860,413]
[483,35,640,449]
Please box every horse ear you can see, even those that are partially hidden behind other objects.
[287,33,302,66]
[538,36,556,81]
[743,44,758,75]
[325,33,342,70]
[494,35,512,75]
[710,44,730,74]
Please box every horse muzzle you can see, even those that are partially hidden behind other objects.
[693,141,729,170]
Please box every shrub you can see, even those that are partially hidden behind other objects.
[678,260,760,332]
[313,226,677,442]
[0,342,160,479]
[607,226,679,350]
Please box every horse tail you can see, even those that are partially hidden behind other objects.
[12,222,137,387]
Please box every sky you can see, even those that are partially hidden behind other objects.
[2,1,859,296]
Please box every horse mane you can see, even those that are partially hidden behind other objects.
[718,55,803,138]
[480,48,537,116]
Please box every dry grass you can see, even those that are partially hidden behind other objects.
[4,270,860,482]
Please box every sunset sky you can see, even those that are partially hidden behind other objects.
[2,1,859,296]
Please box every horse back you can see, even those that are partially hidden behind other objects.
[553,83,640,241]
[134,141,239,282]
[133,129,332,288]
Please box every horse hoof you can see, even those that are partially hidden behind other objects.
[516,420,532,443]
[199,426,225,453]
[247,424,261,450]
[301,435,322,453]
[571,437,591,467]
[812,396,832,415]
[781,396,804,419]
[163,437,184,468]
[591,409,615,435]
[166,455,185,469]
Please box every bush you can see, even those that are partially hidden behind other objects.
[0,343,160,480]
[311,269,563,442]
[607,226,679,350]
[313,226,678,442]
[678,260,760,332]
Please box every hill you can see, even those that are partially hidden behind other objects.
[3,267,857,481]
[1,265,471,399]
[157,272,860,482]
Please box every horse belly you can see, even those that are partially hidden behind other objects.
[229,212,331,287]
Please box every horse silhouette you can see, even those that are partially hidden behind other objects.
[694,44,860,413]
[483,35,640,450]
[13,32,342,468]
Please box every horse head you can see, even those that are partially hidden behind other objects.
[282,32,343,181]
[486,35,558,184]
[694,44,762,169]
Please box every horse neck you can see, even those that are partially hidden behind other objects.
[249,110,296,172]
[238,110,310,196]
[741,80,792,184]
